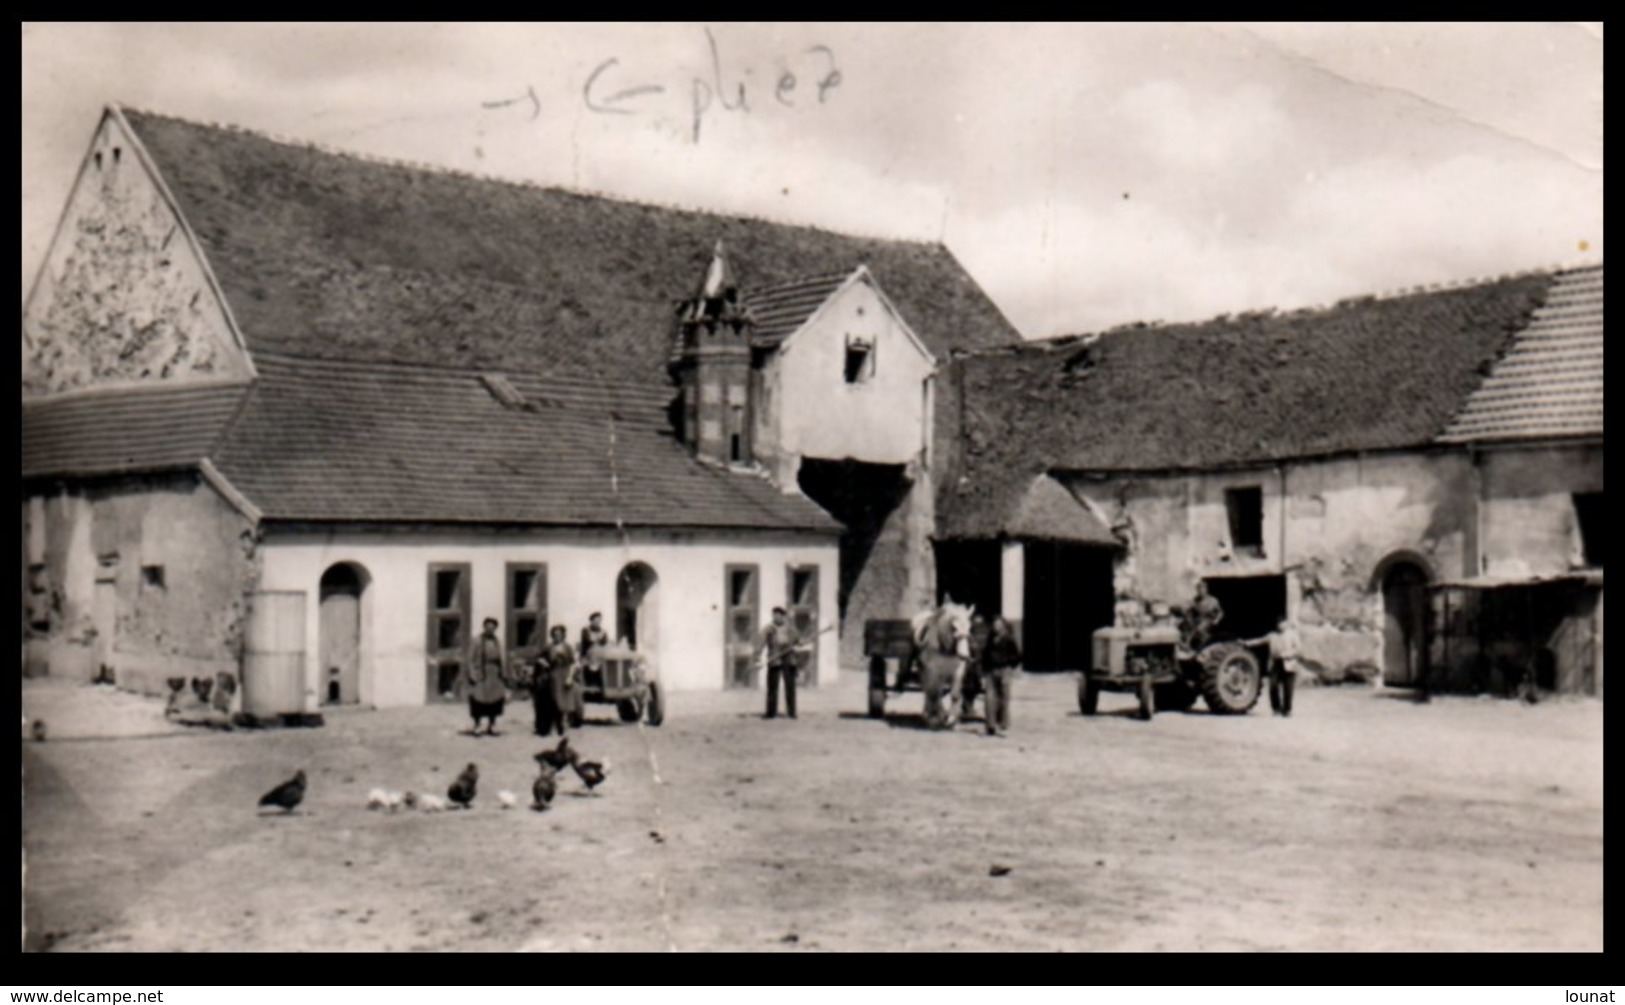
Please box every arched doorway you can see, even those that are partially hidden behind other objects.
[319,562,369,705]
[1378,557,1430,687]
[616,562,659,655]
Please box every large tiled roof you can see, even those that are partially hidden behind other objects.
[941,268,1572,538]
[1438,265,1603,443]
[118,109,1021,385]
[21,381,249,480]
[209,355,839,531]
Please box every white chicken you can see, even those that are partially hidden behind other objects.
[417,794,448,813]
[497,789,518,810]
[367,787,391,810]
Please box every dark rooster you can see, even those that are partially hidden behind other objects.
[536,737,573,772]
[191,676,214,705]
[258,770,306,814]
[572,756,609,795]
[531,758,558,811]
[447,762,479,809]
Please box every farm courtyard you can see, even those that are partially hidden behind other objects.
[21,669,1603,952]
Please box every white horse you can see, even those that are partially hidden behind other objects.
[910,599,975,729]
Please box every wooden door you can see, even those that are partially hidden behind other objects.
[320,587,360,705]
[724,564,760,688]
[1383,563,1428,687]
[244,590,306,717]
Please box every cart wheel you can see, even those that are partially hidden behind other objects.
[1138,675,1156,721]
[644,682,664,727]
[617,698,642,722]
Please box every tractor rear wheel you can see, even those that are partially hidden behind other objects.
[1200,644,1263,714]
[1078,675,1100,715]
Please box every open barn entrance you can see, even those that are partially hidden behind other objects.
[797,458,913,650]
[1024,542,1115,672]
[1202,573,1288,646]
[934,540,1002,619]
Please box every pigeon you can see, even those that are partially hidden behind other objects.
[447,763,478,809]
[497,790,518,810]
[536,737,574,772]
[258,770,306,814]
[531,761,558,811]
[572,757,608,794]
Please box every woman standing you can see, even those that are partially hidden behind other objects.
[462,617,510,736]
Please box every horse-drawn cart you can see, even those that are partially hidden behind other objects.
[864,612,984,725]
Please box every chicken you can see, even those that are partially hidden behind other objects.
[258,770,306,813]
[402,790,420,810]
[367,787,390,810]
[447,763,479,809]
[385,791,404,813]
[536,737,574,772]
[417,794,447,813]
[572,757,609,794]
[531,759,558,811]
[192,676,214,705]
[497,789,518,810]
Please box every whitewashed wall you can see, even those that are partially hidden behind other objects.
[764,276,935,468]
[257,527,838,710]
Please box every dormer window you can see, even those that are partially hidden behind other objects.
[844,336,874,384]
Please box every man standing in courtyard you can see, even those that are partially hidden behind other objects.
[1266,616,1303,717]
[981,616,1023,737]
[579,611,610,688]
[756,606,807,720]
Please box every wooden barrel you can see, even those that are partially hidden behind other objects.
[243,590,307,717]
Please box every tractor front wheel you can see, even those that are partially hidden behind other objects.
[617,698,643,722]
[644,682,664,726]
[1079,675,1100,715]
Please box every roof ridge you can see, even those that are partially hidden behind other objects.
[113,104,947,251]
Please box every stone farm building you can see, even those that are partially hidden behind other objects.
[20,106,1019,712]
[938,265,1603,696]
[20,106,1604,711]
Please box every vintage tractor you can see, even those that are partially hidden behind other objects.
[573,643,664,726]
[864,617,984,721]
[1081,623,1265,720]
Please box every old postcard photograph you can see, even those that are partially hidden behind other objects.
[20,22,1602,953]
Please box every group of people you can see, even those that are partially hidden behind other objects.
[460,612,613,737]
[1181,580,1302,718]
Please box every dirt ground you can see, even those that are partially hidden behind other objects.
[21,669,1603,952]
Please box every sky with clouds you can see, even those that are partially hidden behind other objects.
[20,22,1603,339]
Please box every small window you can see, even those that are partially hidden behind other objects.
[1225,486,1265,557]
[434,569,462,610]
[844,338,874,384]
[94,152,103,171]
[141,565,166,589]
[112,147,121,165]
[1574,492,1603,567]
